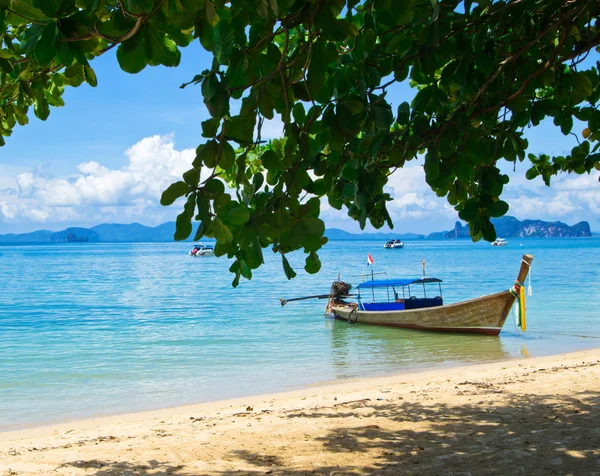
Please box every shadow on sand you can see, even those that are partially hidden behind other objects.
[59,390,600,475]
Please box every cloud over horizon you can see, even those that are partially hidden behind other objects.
[0,135,598,234]
[0,135,196,230]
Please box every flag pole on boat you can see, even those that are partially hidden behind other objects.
[367,253,375,299]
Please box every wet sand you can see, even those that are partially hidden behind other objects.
[1,348,600,475]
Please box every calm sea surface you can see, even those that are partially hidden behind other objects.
[1,238,599,430]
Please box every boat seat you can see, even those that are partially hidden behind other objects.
[361,302,406,311]
[404,296,443,310]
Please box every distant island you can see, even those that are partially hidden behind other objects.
[0,216,592,243]
[439,217,592,239]
[327,216,591,240]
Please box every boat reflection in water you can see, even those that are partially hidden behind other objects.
[326,319,515,380]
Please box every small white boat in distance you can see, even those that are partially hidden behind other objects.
[492,238,508,246]
[384,239,404,249]
[189,243,214,256]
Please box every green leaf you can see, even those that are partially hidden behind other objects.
[174,194,195,241]
[257,0,268,18]
[19,24,44,51]
[292,103,306,125]
[301,217,324,236]
[213,217,233,244]
[33,23,58,66]
[126,0,153,14]
[183,167,201,186]
[224,206,250,226]
[393,0,414,24]
[226,113,256,145]
[202,75,230,117]
[213,192,230,213]
[226,50,249,89]
[212,8,234,65]
[0,58,13,74]
[488,200,509,218]
[342,163,359,181]
[239,228,264,269]
[32,0,62,17]
[571,72,593,100]
[305,251,321,274]
[219,140,236,169]
[84,65,97,87]
[201,117,221,138]
[11,0,51,23]
[194,139,219,168]
[202,74,218,101]
[260,150,280,171]
[424,152,439,180]
[480,217,497,242]
[253,172,264,191]
[281,254,297,280]
[372,103,393,130]
[195,193,211,220]
[525,166,539,180]
[117,31,148,74]
[205,0,219,27]
[307,38,326,99]
[397,101,410,126]
[145,27,181,67]
[33,95,50,120]
[161,181,189,205]
[561,114,573,136]
[342,98,364,115]
[204,178,225,196]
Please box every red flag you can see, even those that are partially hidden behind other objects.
[367,253,374,266]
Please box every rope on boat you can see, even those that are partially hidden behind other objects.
[348,308,358,324]
[512,304,521,334]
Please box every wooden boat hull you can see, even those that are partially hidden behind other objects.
[331,290,516,335]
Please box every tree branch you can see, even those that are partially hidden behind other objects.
[466,7,576,116]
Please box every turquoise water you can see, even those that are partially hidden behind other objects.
[1,238,599,430]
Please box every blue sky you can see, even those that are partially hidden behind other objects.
[0,43,598,235]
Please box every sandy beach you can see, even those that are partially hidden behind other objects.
[1,348,600,475]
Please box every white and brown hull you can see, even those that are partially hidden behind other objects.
[331,254,533,336]
[331,290,516,335]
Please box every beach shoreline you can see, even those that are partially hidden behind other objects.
[2,348,599,475]
[0,349,529,435]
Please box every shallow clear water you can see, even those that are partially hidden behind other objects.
[1,238,599,430]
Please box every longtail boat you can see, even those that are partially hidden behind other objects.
[329,254,533,336]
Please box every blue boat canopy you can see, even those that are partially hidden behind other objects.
[357,277,443,289]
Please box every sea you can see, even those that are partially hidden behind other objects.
[1,238,599,431]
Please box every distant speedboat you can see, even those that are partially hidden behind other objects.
[384,239,404,249]
[189,244,214,256]
[492,238,508,246]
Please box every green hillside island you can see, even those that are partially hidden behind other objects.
[0,217,592,243]
[441,216,592,239]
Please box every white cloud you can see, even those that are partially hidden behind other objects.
[0,134,199,227]
[505,172,600,223]
[0,135,598,233]
[0,201,17,220]
[385,166,456,223]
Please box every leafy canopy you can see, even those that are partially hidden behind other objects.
[1,0,600,285]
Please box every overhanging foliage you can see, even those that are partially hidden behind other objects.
[1,0,599,284]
